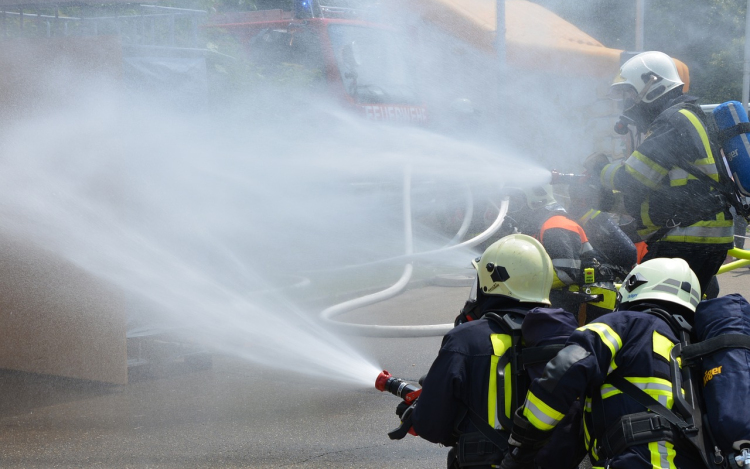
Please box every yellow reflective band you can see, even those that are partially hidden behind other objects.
[488,334,512,427]
[650,440,677,469]
[678,109,716,167]
[591,442,600,462]
[636,199,660,239]
[662,219,735,244]
[583,418,591,449]
[579,209,601,226]
[653,330,675,362]
[640,199,657,230]
[551,271,566,289]
[600,377,677,409]
[523,391,565,431]
[601,163,621,190]
[669,163,719,187]
[577,323,622,370]
[625,151,667,189]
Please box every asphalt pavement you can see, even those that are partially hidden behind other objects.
[1,269,748,468]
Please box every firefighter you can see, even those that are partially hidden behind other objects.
[587,50,734,294]
[566,176,637,282]
[502,185,617,322]
[404,234,584,468]
[498,257,706,469]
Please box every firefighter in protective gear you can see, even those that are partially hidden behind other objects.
[499,257,706,469]
[593,51,733,293]
[410,234,584,468]
[501,185,616,322]
[567,173,637,281]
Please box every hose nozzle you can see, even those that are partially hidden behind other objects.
[375,370,392,392]
[375,370,421,403]
[550,169,587,185]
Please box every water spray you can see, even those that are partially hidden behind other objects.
[318,164,509,338]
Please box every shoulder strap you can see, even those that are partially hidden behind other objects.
[717,122,750,143]
[642,308,693,335]
[520,344,565,368]
[686,104,750,217]
[682,333,750,366]
[485,311,526,431]
[607,374,694,432]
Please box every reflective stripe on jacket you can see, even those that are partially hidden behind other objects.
[412,307,579,468]
[600,97,733,246]
[520,310,705,469]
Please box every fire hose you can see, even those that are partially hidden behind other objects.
[319,165,508,338]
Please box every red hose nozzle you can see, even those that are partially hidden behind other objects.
[375,370,392,392]
[375,370,421,403]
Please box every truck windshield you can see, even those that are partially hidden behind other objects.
[328,24,418,105]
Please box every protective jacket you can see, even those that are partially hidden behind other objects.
[518,309,706,469]
[412,306,581,468]
[599,95,733,248]
[576,209,637,281]
[538,214,595,288]
[534,213,617,319]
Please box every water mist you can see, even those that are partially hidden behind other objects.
[0,62,552,390]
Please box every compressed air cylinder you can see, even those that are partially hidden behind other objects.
[712,101,750,196]
[694,294,750,455]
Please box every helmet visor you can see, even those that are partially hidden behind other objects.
[609,84,638,111]
[467,276,478,303]
[608,84,637,101]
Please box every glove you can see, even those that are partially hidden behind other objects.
[388,401,417,440]
[395,400,412,418]
[499,446,537,469]
[497,408,551,468]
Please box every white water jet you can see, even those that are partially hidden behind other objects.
[0,69,549,388]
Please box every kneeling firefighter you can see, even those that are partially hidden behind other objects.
[499,258,708,469]
[499,185,618,323]
[400,234,585,468]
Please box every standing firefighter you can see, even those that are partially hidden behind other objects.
[588,51,733,293]
[401,234,584,468]
[499,257,706,469]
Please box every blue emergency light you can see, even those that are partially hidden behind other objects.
[294,0,314,18]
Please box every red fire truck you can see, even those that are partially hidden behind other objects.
[206,0,428,125]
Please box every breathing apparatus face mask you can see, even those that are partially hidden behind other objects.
[610,75,664,134]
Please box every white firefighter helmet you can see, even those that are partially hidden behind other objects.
[619,258,701,312]
[474,234,553,304]
[610,51,684,105]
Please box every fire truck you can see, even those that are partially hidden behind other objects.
[206,0,428,125]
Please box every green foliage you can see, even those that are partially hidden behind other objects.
[532,0,748,104]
